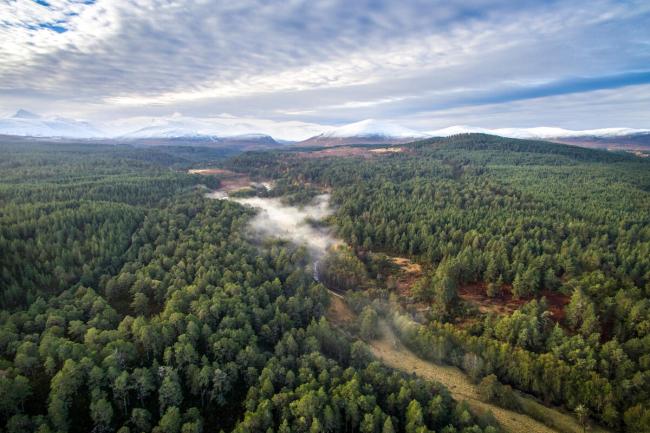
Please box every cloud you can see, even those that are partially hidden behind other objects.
[230,194,339,261]
[400,84,650,130]
[103,112,327,141]
[0,0,649,128]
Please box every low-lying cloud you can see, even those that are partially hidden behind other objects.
[231,194,339,260]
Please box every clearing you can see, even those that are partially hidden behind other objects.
[369,147,405,154]
[189,168,254,192]
[295,146,406,159]
[370,319,609,433]
[188,168,236,175]
[326,295,609,433]
[458,284,569,322]
[377,254,570,323]
[388,256,423,296]
[326,289,355,325]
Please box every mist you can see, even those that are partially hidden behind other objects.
[230,194,340,260]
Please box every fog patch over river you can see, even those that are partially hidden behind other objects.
[216,193,340,261]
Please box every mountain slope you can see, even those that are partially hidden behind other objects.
[0,110,104,138]
[121,117,288,149]
[427,125,650,150]
[123,134,283,150]
[410,133,634,163]
[551,132,650,150]
[298,119,428,147]
[427,125,649,139]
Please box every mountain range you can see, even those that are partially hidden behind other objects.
[1,110,648,150]
[0,109,104,138]
[297,119,430,146]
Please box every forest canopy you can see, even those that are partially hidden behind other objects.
[229,134,650,431]
[0,139,502,433]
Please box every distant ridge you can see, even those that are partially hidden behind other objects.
[12,109,41,119]
[0,109,104,138]
[427,125,650,140]
[121,134,284,151]
[411,133,636,162]
[426,126,650,151]
[0,109,647,150]
[297,119,428,147]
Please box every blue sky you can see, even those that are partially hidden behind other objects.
[0,0,649,135]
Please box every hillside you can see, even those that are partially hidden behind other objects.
[0,110,104,138]
[297,119,428,147]
[409,133,635,162]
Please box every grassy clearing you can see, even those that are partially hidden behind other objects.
[369,320,559,433]
[370,317,611,433]
[324,289,611,433]
[326,290,356,324]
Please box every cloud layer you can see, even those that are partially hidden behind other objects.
[1,0,649,130]
[231,194,339,261]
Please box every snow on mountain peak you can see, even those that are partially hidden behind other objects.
[427,125,491,136]
[121,118,279,144]
[12,109,41,119]
[427,125,650,139]
[1,108,647,143]
[1,110,103,138]
[322,119,428,138]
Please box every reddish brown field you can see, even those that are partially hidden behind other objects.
[366,253,568,322]
[218,176,254,191]
[326,292,356,325]
[458,283,569,321]
[369,147,405,154]
[189,168,253,191]
[295,146,374,159]
[389,256,423,297]
[295,146,406,159]
[188,168,236,175]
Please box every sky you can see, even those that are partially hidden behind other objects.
[1,0,649,139]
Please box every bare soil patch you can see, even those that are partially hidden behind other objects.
[188,168,237,175]
[296,147,374,159]
[388,256,423,297]
[627,149,649,158]
[295,146,405,159]
[326,291,356,325]
[219,176,254,192]
[190,168,254,192]
[458,283,569,321]
[369,147,405,154]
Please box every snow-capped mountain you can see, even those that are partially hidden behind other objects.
[121,116,232,139]
[298,119,428,146]
[120,116,284,147]
[322,119,428,139]
[1,108,647,151]
[123,120,218,139]
[13,109,40,120]
[0,110,104,138]
[426,125,492,136]
[121,120,282,149]
[298,120,650,149]
[427,125,650,140]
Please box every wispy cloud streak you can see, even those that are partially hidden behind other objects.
[0,0,648,129]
